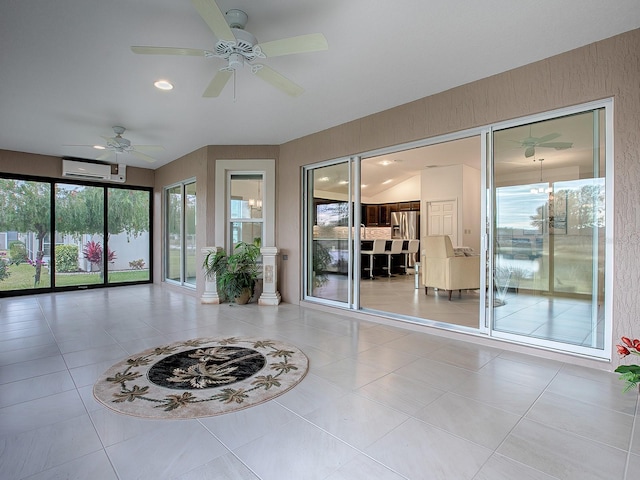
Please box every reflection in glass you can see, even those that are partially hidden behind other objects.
[492,109,606,350]
[306,163,350,303]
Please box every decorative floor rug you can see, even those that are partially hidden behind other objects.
[93,337,309,419]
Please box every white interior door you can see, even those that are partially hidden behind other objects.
[427,200,458,245]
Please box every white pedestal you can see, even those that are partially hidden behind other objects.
[259,246,282,305]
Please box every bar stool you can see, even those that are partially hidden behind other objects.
[383,239,404,277]
[361,239,386,279]
[402,239,420,273]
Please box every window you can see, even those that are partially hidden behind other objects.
[229,174,263,249]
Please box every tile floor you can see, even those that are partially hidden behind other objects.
[0,285,638,479]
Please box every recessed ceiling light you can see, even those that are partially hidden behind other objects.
[93,145,105,150]
[382,179,393,184]
[338,180,348,185]
[361,184,367,188]
[379,160,392,166]
[318,176,330,182]
[154,80,174,91]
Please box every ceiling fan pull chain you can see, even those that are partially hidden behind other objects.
[233,69,237,102]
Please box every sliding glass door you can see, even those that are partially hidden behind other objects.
[165,180,197,287]
[304,160,353,305]
[491,106,610,356]
[0,175,152,296]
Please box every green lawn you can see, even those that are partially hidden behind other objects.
[0,263,149,291]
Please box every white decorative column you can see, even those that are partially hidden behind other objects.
[200,247,223,304]
[259,246,281,305]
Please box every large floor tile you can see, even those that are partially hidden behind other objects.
[0,370,75,408]
[106,421,229,479]
[356,372,445,416]
[0,389,86,436]
[173,452,260,480]
[303,392,409,449]
[415,392,521,449]
[451,372,544,415]
[198,401,300,450]
[233,416,359,480]
[365,417,492,480]
[274,372,347,415]
[474,453,562,480]
[22,450,118,480]
[0,414,103,479]
[526,391,634,450]
[497,418,627,479]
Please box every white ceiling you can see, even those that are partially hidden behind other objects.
[1,0,639,172]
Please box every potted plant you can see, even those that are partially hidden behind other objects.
[312,241,331,289]
[203,241,261,304]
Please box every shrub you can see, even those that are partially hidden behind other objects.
[9,241,28,264]
[55,244,78,272]
[0,257,10,282]
[129,259,145,270]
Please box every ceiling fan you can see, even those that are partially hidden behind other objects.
[66,126,164,163]
[130,0,328,97]
[516,128,573,158]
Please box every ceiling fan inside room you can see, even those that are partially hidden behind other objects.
[130,0,328,97]
[65,126,164,163]
[516,127,573,159]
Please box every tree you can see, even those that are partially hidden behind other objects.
[0,179,50,285]
[56,186,149,239]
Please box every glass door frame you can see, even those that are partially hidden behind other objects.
[486,99,614,359]
[164,178,196,288]
[302,156,357,308]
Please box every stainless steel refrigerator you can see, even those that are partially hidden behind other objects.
[391,211,418,240]
[391,211,419,267]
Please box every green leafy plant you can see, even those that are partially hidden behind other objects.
[9,241,28,265]
[203,241,261,304]
[0,255,10,282]
[55,244,79,272]
[129,259,145,270]
[615,337,640,393]
[312,241,331,288]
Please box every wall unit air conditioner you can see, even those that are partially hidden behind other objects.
[61,159,126,183]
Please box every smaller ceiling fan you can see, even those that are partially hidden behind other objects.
[516,128,573,158]
[66,126,164,163]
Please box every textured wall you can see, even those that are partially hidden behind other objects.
[0,149,154,186]
[153,145,279,298]
[277,29,640,367]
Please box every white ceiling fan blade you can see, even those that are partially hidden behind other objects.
[191,0,235,43]
[252,64,304,97]
[131,150,157,163]
[203,70,233,97]
[537,142,573,150]
[133,145,165,154]
[535,133,561,144]
[96,151,115,161]
[257,33,328,58]
[131,46,209,56]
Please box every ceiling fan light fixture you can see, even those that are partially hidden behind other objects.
[154,79,174,90]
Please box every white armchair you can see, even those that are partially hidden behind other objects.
[421,235,480,300]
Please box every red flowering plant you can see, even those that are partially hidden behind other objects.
[615,337,640,393]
